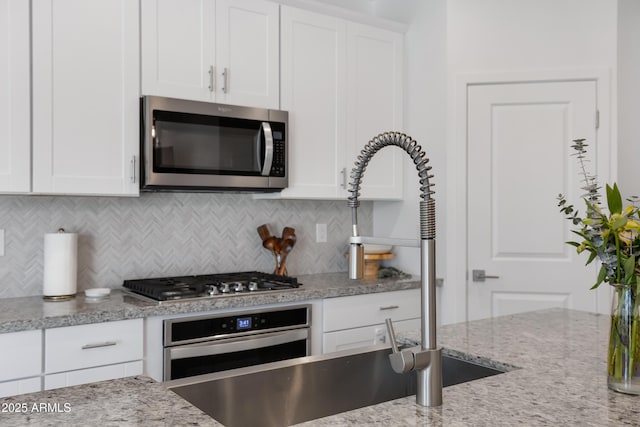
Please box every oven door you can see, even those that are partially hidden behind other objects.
[164,328,310,381]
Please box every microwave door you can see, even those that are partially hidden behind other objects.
[259,122,274,176]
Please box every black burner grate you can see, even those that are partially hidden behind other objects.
[123,271,301,301]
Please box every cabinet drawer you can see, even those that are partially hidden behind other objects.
[323,289,420,332]
[45,319,143,374]
[44,360,143,391]
[0,329,42,381]
[0,377,42,398]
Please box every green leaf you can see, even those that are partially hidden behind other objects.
[607,183,623,214]
[565,241,580,248]
[612,216,628,230]
[585,251,597,265]
[591,265,607,289]
[624,256,636,281]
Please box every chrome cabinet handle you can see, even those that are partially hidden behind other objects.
[82,341,117,350]
[472,269,500,282]
[130,156,136,184]
[380,305,399,311]
[222,67,228,93]
[340,168,347,189]
[208,65,215,92]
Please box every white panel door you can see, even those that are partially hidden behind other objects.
[141,0,215,101]
[32,0,140,195]
[278,6,347,199]
[215,0,279,109]
[346,22,403,200]
[0,0,30,193]
[467,80,599,320]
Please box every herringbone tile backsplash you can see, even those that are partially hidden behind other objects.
[0,193,372,298]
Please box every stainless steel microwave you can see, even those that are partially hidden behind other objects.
[140,96,288,192]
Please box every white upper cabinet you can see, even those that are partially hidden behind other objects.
[0,0,30,193]
[141,0,279,109]
[347,23,403,200]
[261,6,404,200]
[32,0,140,196]
[215,0,279,108]
[278,6,347,199]
[141,0,216,101]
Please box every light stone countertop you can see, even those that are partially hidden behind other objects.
[2,308,639,426]
[0,376,219,427]
[0,272,419,333]
[5,309,640,427]
[299,308,640,426]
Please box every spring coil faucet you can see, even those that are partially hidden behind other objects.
[347,131,442,407]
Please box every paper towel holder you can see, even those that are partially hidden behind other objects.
[42,228,78,302]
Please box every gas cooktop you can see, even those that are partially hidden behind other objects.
[122,271,302,303]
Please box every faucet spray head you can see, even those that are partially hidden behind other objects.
[348,242,364,279]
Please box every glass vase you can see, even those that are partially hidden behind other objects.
[607,283,640,395]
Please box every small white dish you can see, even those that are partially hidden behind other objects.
[85,288,111,298]
[364,244,393,254]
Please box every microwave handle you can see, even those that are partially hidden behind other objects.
[260,122,274,176]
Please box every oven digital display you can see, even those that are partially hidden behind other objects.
[237,317,252,330]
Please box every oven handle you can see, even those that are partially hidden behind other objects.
[260,122,274,176]
[168,328,309,360]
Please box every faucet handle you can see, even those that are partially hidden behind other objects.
[384,318,400,353]
[385,318,416,373]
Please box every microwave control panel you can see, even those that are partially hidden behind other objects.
[270,123,286,177]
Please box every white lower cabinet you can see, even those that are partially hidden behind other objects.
[323,318,420,353]
[44,319,143,390]
[0,329,43,398]
[44,361,143,391]
[322,289,420,353]
[0,378,42,398]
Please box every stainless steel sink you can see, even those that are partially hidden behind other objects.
[168,345,507,427]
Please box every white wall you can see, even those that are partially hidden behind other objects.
[448,0,617,71]
[617,0,640,197]
[372,0,619,324]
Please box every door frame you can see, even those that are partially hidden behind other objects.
[445,68,615,323]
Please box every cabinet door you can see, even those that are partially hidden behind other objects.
[44,361,143,391]
[346,23,404,200]
[32,0,139,196]
[0,329,42,382]
[215,0,279,109]
[141,0,215,101]
[278,6,347,199]
[0,0,30,193]
[323,318,419,354]
[0,378,42,398]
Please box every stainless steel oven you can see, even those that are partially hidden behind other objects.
[163,305,311,381]
[141,96,288,192]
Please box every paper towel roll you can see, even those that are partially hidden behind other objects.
[43,230,78,298]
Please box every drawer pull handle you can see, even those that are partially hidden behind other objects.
[379,305,399,311]
[81,341,117,350]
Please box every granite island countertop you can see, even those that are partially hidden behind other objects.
[2,308,639,426]
[0,272,419,333]
[300,308,640,426]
